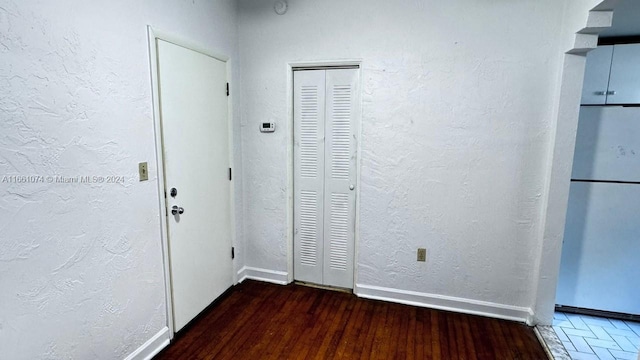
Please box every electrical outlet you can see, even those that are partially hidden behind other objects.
[139,162,148,181]
[417,248,426,262]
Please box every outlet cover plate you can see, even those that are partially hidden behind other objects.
[139,162,148,181]
[417,248,426,262]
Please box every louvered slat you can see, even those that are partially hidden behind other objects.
[299,190,318,266]
[300,85,319,178]
[329,193,349,270]
[331,85,351,180]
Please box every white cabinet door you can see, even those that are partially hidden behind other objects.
[581,46,613,105]
[607,44,640,105]
[294,68,359,289]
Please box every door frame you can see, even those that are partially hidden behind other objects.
[147,26,237,337]
[532,1,622,325]
[286,60,363,289]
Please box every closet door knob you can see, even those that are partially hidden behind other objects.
[349,185,355,191]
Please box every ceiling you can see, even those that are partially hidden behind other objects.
[599,0,640,37]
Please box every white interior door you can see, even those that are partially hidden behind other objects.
[156,39,233,331]
[294,68,359,289]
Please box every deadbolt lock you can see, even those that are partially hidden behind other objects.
[171,205,184,215]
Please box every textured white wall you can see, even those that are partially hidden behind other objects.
[0,0,241,359]
[238,0,575,313]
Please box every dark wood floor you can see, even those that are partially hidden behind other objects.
[155,280,548,360]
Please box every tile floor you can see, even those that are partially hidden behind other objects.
[553,312,640,360]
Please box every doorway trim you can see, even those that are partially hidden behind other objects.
[285,60,363,289]
[147,26,237,338]
[532,1,618,325]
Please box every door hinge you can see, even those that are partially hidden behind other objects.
[229,168,232,181]
[226,82,229,96]
[231,247,235,259]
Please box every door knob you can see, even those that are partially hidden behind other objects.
[171,205,184,215]
[349,184,355,190]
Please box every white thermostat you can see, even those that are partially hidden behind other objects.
[260,122,276,133]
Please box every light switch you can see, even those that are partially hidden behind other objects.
[139,162,148,181]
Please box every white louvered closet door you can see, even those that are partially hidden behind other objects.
[322,69,358,288]
[294,68,359,289]
[294,70,326,285]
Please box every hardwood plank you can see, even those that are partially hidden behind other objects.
[358,300,383,360]
[166,285,246,359]
[275,287,314,356]
[405,306,416,359]
[468,314,497,360]
[350,298,374,359]
[333,296,363,357]
[413,307,425,360]
[445,312,459,359]
[395,304,409,359]
[312,294,348,359]
[459,314,478,360]
[154,281,548,360]
[369,303,391,359]
[289,290,334,360]
[198,283,280,359]
[488,314,515,358]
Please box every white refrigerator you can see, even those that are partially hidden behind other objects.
[556,106,640,315]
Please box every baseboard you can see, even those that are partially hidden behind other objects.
[124,326,170,360]
[355,284,534,325]
[237,266,289,285]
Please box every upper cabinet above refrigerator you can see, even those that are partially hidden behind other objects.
[581,44,640,105]
[582,46,614,105]
[608,44,640,104]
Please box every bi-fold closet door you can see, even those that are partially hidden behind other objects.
[293,68,359,289]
